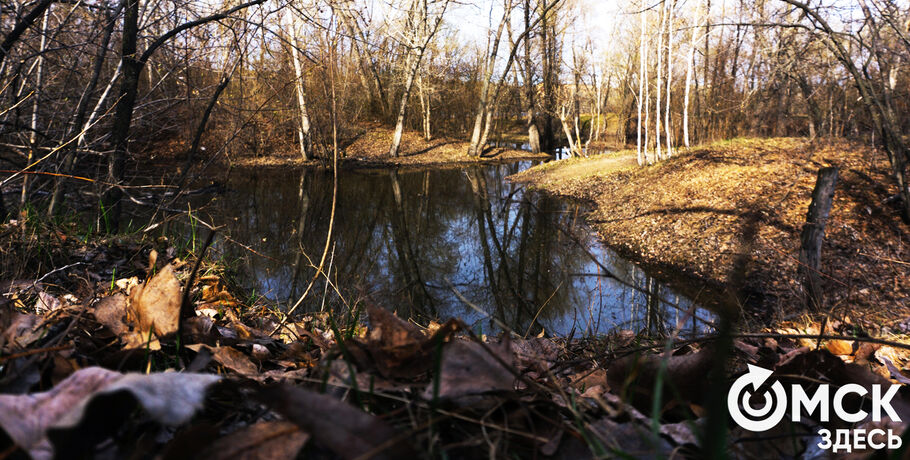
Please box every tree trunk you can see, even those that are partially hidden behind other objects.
[418,74,431,141]
[49,1,120,217]
[336,2,388,117]
[683,0,700,148]
[102,0,141,232]
[538,0,556,152]
[477,107,495,156]
[795,74,822,139]
[524,0,540,154]
[643,11,651,164]
[20,8,49,208]
[0,0,55,222]
[637,6,645,165]
[389,0,449,158]
[799,167,838,310]
[288,12,311,161]
[655,0,664,161]
[468,6,509,157]
[177,67,233,189]
[664,0,673,157]
[101,0,267,231]
[389,51,419,157]
[559,107,577,156]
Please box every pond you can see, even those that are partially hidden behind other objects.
[138,161,716,337]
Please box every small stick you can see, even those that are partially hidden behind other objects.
[0,344,73,363]
[177,229,216,360]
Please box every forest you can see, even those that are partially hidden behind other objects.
[0,0,909,458]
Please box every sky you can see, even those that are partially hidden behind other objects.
[442,0,631,63]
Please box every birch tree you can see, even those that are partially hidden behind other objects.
[664,0,674,157]
[388,0,451,157]
[287,9,312,161]
[637,3,646,165]
[683,0,704,148]
[655,0,664,161]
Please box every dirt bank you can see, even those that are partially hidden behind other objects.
[228,127,549,169]
[510,138,910,330]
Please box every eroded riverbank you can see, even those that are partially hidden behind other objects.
[510,138,910,332]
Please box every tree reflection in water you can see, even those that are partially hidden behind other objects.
[167,162,714,337]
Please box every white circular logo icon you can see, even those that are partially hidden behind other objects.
[728,365,788,432]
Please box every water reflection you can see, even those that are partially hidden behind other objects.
[174,163,713,337]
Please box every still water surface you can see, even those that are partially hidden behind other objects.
[147,161,714,337]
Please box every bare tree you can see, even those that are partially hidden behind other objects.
[780,0,910,223]
[388,0,451,157]
[683,0,703,148]
[101,0,267,231]
[287,9,312,161]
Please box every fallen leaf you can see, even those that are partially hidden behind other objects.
[0,313,43,351]
[127,264,181,348]
[570,369,608,392]
[256,384,414,460]
[587,418,673,457]
[660,419,702,446]
[824,339,853,356]
[511,338,560,373]
[187,344,258,377]
[734,340,759,362]
[363,303,428,378]
[853,342,880,365]
[34,291,62,313]
[93,293,129,337]
[199,421,309,460]
[880,356,910,385]
[0,367,219,460]
[424,339,515,401]
[607,347,714,409]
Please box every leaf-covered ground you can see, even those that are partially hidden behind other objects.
[511,138,910,331]
[3,223,910,459]
[227,125,549,169]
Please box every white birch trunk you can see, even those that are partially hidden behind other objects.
[22,9,50,206]
[665,0,673,157]
[288,12,311,161]
[637,8,645,165]
[643,12,651,164]
[683,0,701,148]
[655,1,664,161]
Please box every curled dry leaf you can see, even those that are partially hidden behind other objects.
[256,384,414,460]
[0,313,43,351]
[199,421,309,460]
[350,304,459,380]
[188,344,259,378]
[34,291,62,313]
[606,346,714,408]
[425,339,516,401]
[92,265,182,349]
[877,356,910,385]
[362,303,428,378]
[510,338,560,374]
[0,366,220,460]
[824,339,854,356]
[93,293,129,337]
[127,264,181,345]
[570,369,608,393]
